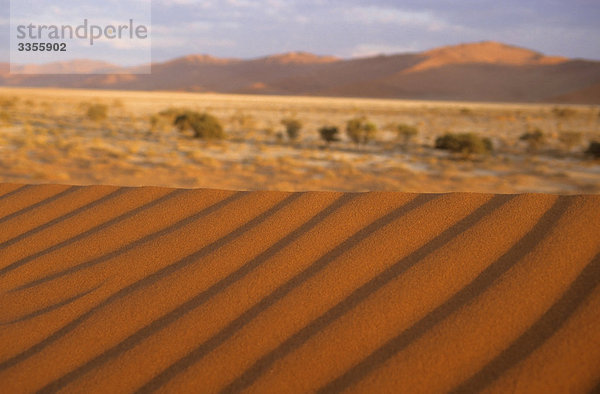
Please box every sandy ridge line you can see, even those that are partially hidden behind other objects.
[318,196,570,393]
[64,192,418,392]
[341,195,600,394]
[238,195,555,393]
[134,194,444,393]
[0,192,294,373]
[0,189,183,278]
[0,184,23,197]
[1,191,295,355]
[1,185,599,392]
[215,195,514,394]
[37,193,358,393]
[0,185,34,203]
[9,190,244,292]
[11,191,333,392]
[236,195,554,393]
[137,194,494,392]
[0,186,80,227]
[0,188,127,251]
[1,282,104,326]
[482,276,600,392]
[452,251,600,393]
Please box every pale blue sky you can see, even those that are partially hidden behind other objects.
[2,0,599,66]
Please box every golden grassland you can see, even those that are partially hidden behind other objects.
[0,87,598,193]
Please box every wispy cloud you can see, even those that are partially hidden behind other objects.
[343,6,445,29]
[2,0,600,63]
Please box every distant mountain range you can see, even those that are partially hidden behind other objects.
[2,41,600,104]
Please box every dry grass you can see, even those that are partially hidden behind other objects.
[0,87,598,193]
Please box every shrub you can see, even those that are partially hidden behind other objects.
[319,126,340,145]
[396,123,418,147]
[149,108,184,132]
[586,141,600,159]
[281,118,302,141]
[520,129,545,152]
[86,103,108,121]
[346,117,377,147]
[174,111,225,140]
[435,133,493,156]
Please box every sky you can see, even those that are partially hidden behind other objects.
[2,0,600,66]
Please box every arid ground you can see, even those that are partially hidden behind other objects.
[1,184,599,392]
[1,86,600,392]
[0,87,599,194]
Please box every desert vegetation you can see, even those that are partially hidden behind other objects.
[520,128,546,152]
[346,116,377,148]
[281,117,302,142]
[435,133,493,157]
[319,126,340,146]
[173,110,225,140]
[85,103,109,122]
[0,87,598,193]
[395,123,419,148]
[587,141,600,159]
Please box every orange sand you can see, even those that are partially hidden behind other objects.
[0,184,599,393]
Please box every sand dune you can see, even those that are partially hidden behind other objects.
[2,41,600,103]
[1,183,600,393]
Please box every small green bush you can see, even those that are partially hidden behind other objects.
[319,126,340,145]
[346,117,377,147]
[86,103,108,121]
[435,133,493,156]
[520,129,545,152]
[586,141,600,159]
[281,118,302,141]
[174,111,225,140]
[396,124,419,146]
[148,109,177,132]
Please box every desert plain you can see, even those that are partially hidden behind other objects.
[0,87,598,193]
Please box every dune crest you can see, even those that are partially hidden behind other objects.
[405,41,568,73]
[260,51,341,64]
[2,41,598,103]
[1,183,599,393]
